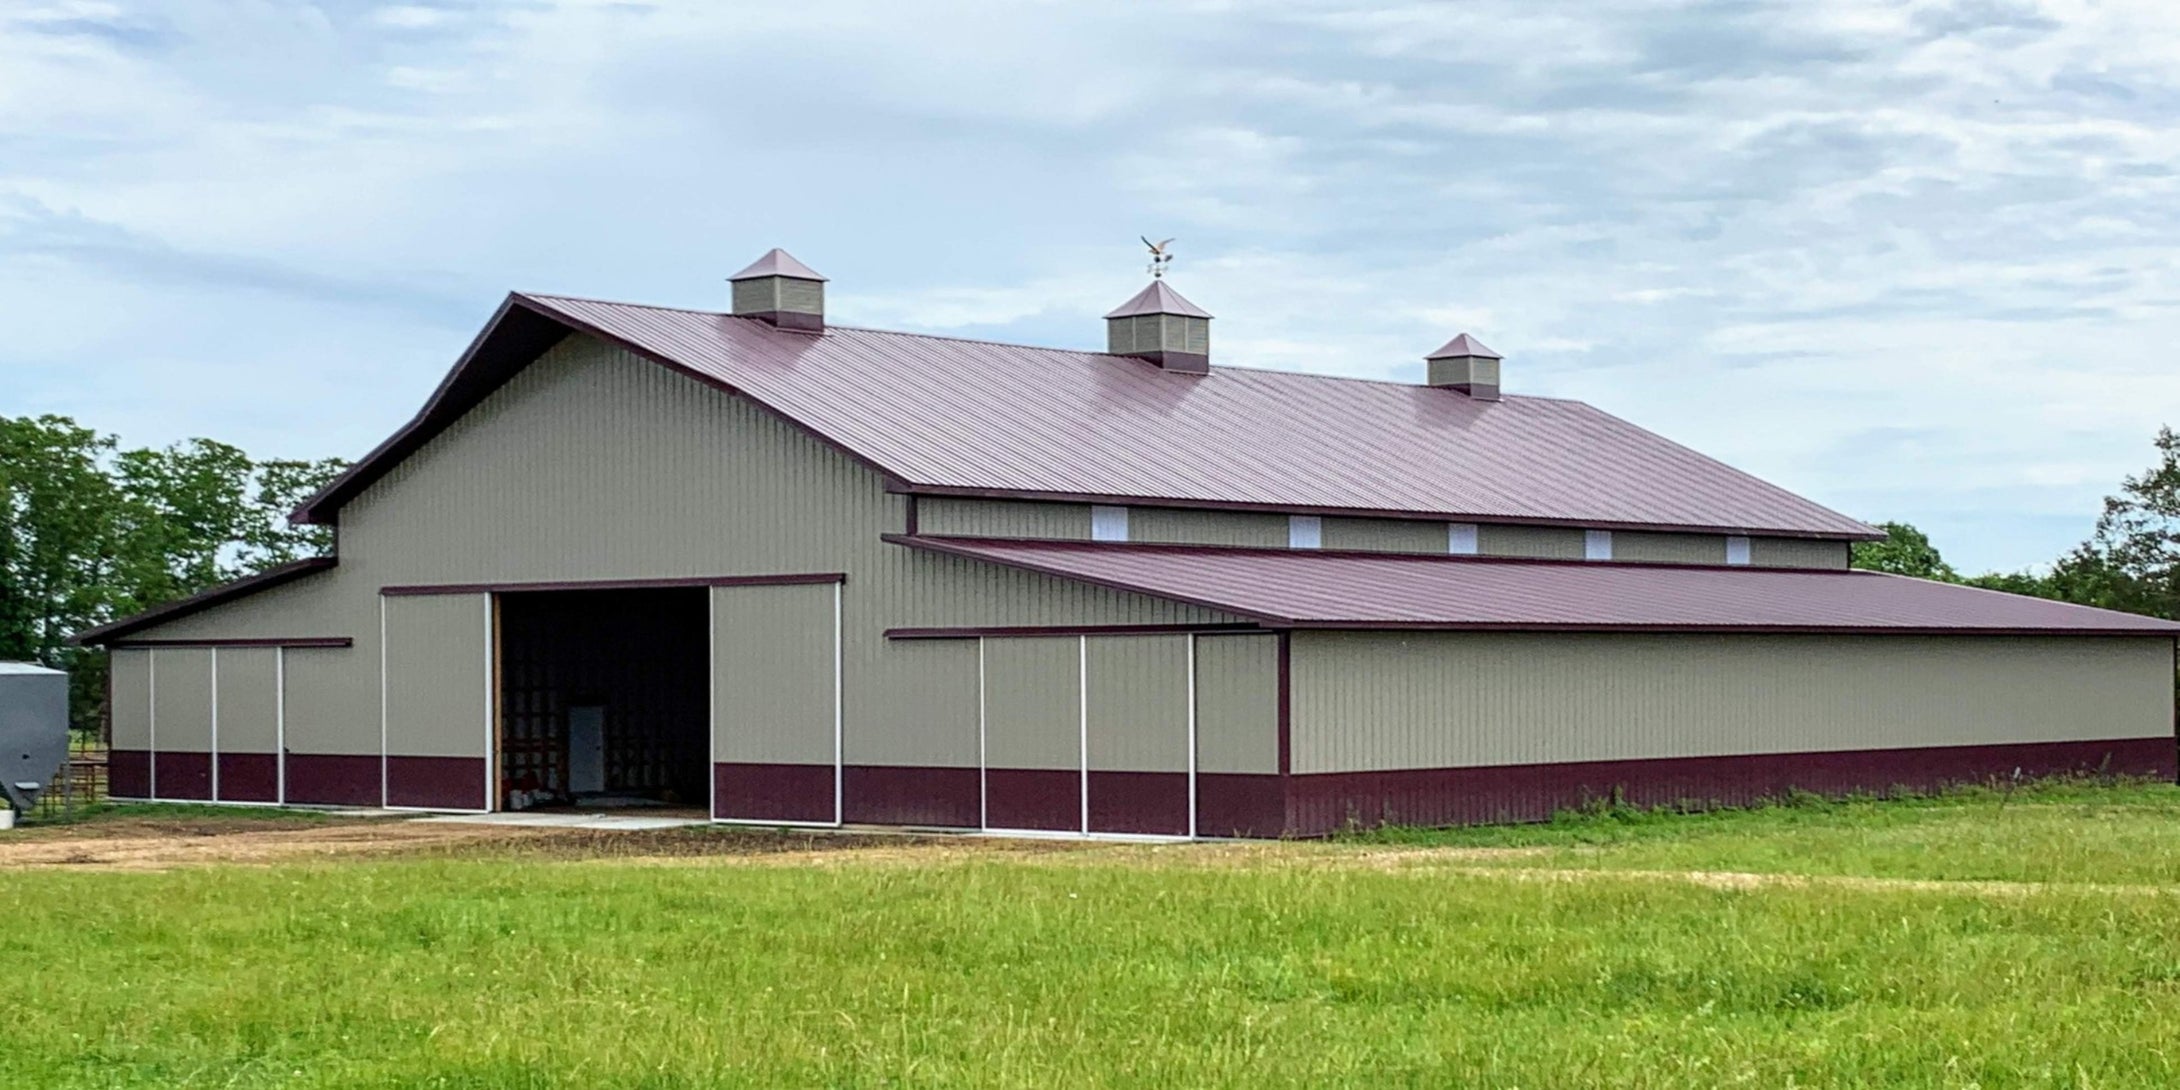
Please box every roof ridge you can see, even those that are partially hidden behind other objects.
[518,291,1583,401]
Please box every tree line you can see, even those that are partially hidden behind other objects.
[1851,427,2180,622]
[0,414,346,728]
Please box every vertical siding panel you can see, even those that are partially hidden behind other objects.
[149,648,214,799]
[711,583,835,765]
[1476,524,1586,559]
[1320,517,1446,554]
[1084,636,1190,773]
[108,649,153,798]
[383,593,489,809]
[1748,537,1851,569]
[918,498,1091,539]
[1130,508,1288,547]
[982,638,1081,770]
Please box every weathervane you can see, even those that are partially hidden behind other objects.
[1142,236,1175,279]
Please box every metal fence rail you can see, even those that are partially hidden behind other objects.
[33,735,107,821]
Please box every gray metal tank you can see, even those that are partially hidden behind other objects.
[0,662,69,814]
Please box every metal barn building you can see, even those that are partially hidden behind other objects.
[77,250,2180,836]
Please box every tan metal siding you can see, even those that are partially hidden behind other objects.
[1290,631,2175,774]
[1477,524,1585,559]
[712,583,836,765]
[383,594,489,760]
[280,647,377,755]
[150,648,213,753]
[110,649,152,752]
[917,497,1089,540]
[1615,531,1729,565]
[1131,507,1287,548]
[116,336,1235,789]
[1085,635,1189,773]
[1192,634,1280,775]
[982,637,1080,770]
[1750,536,1850,569]
[1322,517,1446,554]
[853,638,979,767]
[213,647,280,754]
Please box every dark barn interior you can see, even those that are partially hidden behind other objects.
[496,588,709,810]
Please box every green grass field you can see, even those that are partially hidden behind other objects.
[8,782,2180,1088]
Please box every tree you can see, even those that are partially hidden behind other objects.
[0,415,346,731]
[1850,521,1958,581]
[2074,426,2180,620]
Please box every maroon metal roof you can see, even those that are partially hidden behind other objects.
[1104,280,1212,319]
[394,293,1867,538]
[727,248,826,282]
[891,536,2180,634]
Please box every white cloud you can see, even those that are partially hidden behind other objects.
[3,0,2178,571]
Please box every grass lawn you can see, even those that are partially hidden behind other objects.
[5,784,2180,1088]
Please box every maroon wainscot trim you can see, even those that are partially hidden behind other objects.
[386,756,488,810]
[216,753,279,803]
[1087,771,1189,836]
[282,754,383,807]
[714,762,836,823]
[842,766,980,828]
[984,768,1080,832]
[152,751,212,800]
[1284,737,2180,836]
[1194,773,1285,839]
[109,749,151,799]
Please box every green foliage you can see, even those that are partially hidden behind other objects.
[0,414,344,730]
[1858,427,2179,622]
[1849,520,1957,579]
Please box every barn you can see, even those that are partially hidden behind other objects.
[77,249,2180,836]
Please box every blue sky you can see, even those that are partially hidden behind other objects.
[6,0,2177,572]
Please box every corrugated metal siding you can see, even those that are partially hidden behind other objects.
[982,637,1080,770]
[213,647,280,753]
[1751,536,1850,570]
[119,335,1235,785]
[150,648,213,753]
[1192,634,1280,775]
[384,594,489,760]
[1289,631,2175,774]
[1131,508,1287,548]
[110,649,152,751]
[1085,635,1189,772]
[712,583,836,765]
[852,638,978,766]
[1614,531,1728,565]
[1477,524,1585,559]
[1322,517,1446,554]
[280,646,378,755]
[918,497,1089,540]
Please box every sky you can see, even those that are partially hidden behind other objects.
[5,0,2178,573]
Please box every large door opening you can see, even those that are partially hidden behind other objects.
[496,588,709,811]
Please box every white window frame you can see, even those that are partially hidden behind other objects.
[1584,529,1613,561]
[1090,505,1129,542]
[1725,535,1752,566]
[1288,515,1322,549]
[1447,523,1479,555]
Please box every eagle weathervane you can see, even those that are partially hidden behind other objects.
[1142,236,1175,279]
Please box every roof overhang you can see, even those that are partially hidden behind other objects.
[884,535,2180,636]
